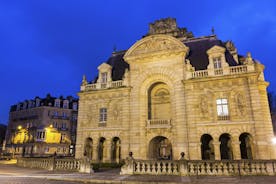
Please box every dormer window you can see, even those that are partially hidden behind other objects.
[54,99,60,108]
[101,72,108,83]
[35,98,40,107]
[213,57,222,69]
[16,104,21,111]
[63,100,69,109]
[23,102,27,110]
[97,63,112,85]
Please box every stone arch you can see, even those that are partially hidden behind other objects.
[98,137,106,162]
[239,133,253,159]
[148,136,172,160]
[84,137,93,160]
[200,134,215,160]
[148,82,171,120]
[111,137,121,163]
[219,133,233,160]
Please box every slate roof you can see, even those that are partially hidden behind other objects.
[10,95,78,112]
[184,36,238,70]
[101,35,241,81]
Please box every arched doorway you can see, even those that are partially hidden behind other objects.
[200,134,214,160]
[239,133,253,159]
[219,133,233,160]
[98,137,105,162]
[148,82,171,120]
[111,137,121,163]
[84,137,93,160]
[148,136,172,160]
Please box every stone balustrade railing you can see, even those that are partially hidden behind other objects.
[121,158,276,176]
[134,159,179,175]
[17,157,92,173]
[189,65,254,79]
[146,119,172,128]
[82,80,124,91]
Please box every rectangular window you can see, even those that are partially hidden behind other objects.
[99,108,107,122]
[213,57,222,69]
[54,100,60,108]
[73,103,78,110]
[101,72,107,83]
[63,100,69,109]
[216,98,229,116]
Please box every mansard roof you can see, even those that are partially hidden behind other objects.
[184,36,238,70]
[102,35,240,81]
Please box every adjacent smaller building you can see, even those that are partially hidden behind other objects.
[5,94,78,157]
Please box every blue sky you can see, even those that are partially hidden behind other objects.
[1,0,276,124]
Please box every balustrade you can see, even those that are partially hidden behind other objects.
[146,119,171,128]
[83,80,124,91]
[121,159,276,176]
[190,65,252,79]
[17,157,91,173]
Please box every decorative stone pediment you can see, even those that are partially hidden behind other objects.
[207,45,226,55]
[124,34,189,62]
[97,63,112,72]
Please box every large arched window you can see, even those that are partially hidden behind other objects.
[239,133,253,159]
[219,133,233,160]
[200,134,215,160]
[148,82,171,120]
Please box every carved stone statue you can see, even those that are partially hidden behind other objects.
[245,52,254,65]
[200,96,208,116]
[82,75,88,86]
[237,94,246,116]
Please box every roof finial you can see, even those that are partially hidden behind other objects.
[211,27,215,35]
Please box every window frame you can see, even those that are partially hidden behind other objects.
[99,108,107,123]
[216,98,229,116]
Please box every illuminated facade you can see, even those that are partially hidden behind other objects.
[5,94,78,157]
[76,18,275,162]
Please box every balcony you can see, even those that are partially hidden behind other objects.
[146,119,172,129]
[188,65,254,79]
[217,115,230,121]
[81,80,124,91]
[51,115,70,120]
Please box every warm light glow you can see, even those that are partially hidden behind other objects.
[17,125,22,130]
[49,124,53,128]
[272,137,276,144]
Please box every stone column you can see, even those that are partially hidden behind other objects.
[232,139,241,160]
[103,138,112,163]
[213,141,221,160]
[116,143,121,163]
[92,144,98,162]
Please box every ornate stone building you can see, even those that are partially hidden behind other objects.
[76,18,275,162]
[5,94,78,157]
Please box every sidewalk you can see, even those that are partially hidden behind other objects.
[1,161,276,183]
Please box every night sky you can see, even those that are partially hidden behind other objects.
[1,0,276,124]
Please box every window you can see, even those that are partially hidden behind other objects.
[54,99,60,108]
[61,133,66,141]
[35,99,40,107]
[216,98,229,116]
[62,112,67,118]
[53,111,58,117]
[213,57,222,69]
[72,102,78,110]
[99,108,107,122]
[101,72,108,83]
[63,100,69,109]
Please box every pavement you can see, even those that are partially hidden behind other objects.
[1,160,276,183]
